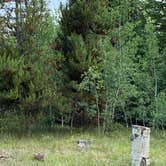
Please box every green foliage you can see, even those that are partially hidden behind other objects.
[0,0,65,131]
[0,55,23,108]
[152,92,166,129]
[57,0,166,130]
[66,33,91,79]
[0,111,24,133]
[145,0,166,50]
[0,0,165,131]
[0,53,54,128]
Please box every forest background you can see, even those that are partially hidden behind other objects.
[0,0,165,134]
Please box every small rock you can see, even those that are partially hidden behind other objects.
[77,140,90,148]
[0,151,10,160]
[34,153,44,161]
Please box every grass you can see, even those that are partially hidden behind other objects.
[0,126,165,166]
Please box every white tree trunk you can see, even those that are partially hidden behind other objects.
[131,125,150,166]
[61,115,64,128]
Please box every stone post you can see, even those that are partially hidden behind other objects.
[131,125,150,166]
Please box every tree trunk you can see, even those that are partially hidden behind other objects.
[25,117,32,137]
[131,125,150,166]
[102,100,108,134]
[61,115,64,127]
[95,87,100,134]
[70,114,73,134]
[123,107,128,128]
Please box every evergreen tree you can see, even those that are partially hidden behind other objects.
[58,0,145,128]
[0,0,62,132]
[58,0,163,129]
[0,0,165,130]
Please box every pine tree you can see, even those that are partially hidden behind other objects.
[0,0,49,56]
[0,0,61,132]
[58,0,162,129]
[58,0,145,128]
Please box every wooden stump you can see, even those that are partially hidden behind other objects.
[131,125,150,166]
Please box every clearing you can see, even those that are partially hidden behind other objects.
[0,127,165,166]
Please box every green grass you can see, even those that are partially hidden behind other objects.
[0,127,165,166]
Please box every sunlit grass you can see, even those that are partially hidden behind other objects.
[0,127,165,166]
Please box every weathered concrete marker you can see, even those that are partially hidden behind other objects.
[131,125,150,166]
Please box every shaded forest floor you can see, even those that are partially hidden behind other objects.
[0,127,165,166]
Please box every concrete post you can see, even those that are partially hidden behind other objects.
[131,125,150,166]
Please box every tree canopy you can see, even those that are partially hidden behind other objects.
[0,0,165,132]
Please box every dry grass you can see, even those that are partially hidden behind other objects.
[0,127,165,166]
